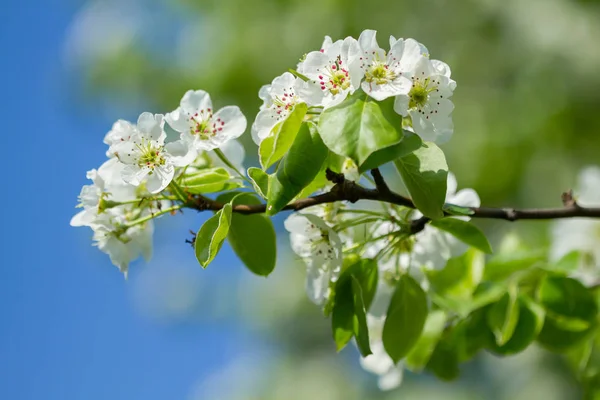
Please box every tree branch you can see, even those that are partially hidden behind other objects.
[187,169,600,222]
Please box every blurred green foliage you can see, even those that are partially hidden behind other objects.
[69,0,600,397]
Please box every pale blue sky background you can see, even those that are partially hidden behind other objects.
[0,2,260,398]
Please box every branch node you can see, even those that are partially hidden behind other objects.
[371,168,391,194]
[504,208,518,221]
[325,168,345,184]
[561,190,580,208]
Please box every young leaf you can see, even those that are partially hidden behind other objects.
[181,167,243,194]
[486,285,520,346]
[318,89,404,166]
[259,103,308,170]
[430,218,493,254]
[538,276,597,331]
[194,203,232,268]
[405,310,447,371]
[352,276,372,357]
[266,122,328,215]
[488,295,545,355]
[331,258,378,351]
[382,275,428,363]
[394,142,448,219]
[247,167,270,199]
[217,192,276,277]
[358,131,422,173]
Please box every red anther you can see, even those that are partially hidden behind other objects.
[331,65,336,70]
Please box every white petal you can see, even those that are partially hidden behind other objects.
[378,367,403,391]
[145,165,174,193]
[70,210,94,227]
[446,172,458,197]
[165,139,197,167]
[358,29,379,53]
[450,188,481,208]
[211,106,247,144]
[165,107,191,133]
[137,112,163,141]
[251,108,279,144]
[181,89,213,115]
[304,262,331,305]
[393,95,410,117]
[121,165,148,187]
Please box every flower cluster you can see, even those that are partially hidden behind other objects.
[284,173,480,389]
[72,92,247,275]
[253,29,456,145]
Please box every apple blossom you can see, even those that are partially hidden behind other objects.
[284,212,343,305]
[297,36,363,109]
[251,72,306,144]
[394,57,456,143]
[165,89,247,152]
[356,30,425,101]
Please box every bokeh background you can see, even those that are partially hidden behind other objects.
[2,0,600,398]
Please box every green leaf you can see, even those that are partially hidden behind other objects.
[318,89,404,166]
[266,122,328,215]
[295,152,345,199]
[194,203,232,268]
[537,317,596,352]
[331,258,378,351]
[453,309,494,362]
[428,249,485,299]
[383,275,428,363]
[426,335,460,381]
[538,276,597,331]
[488,295,545,355]
[394,142,448,219]
[484,250,545,282]
[443,203,475,217]
[430,218,492,254]
[352,276,372,357]
[181,167,243,194]
[405,310,447,371]
[259,103,307,170]
[358,131,422,173]
[554,250,583,273]
[247,167,270,199]
[486,285,520,346]
[216,192,276,277]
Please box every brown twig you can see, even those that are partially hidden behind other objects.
[186,169,600,224]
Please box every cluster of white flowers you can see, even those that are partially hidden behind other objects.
[252,29,456,145]
[72,91,247,275]
[284,173,479,390]
[551,166,600,285]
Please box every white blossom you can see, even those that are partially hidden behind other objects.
[356,30,425,101]
[251,72,306,144]
[91,207,153,277]
[297,36,363,109]
[111,112,191,193]
[165,90,247,153]
[284,213,343,305]
[394,57,456,143]
[70,158,137,227]
[551,166,600,285]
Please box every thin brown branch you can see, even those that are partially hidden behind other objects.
[187,170,600,222]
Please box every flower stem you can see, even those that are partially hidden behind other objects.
[125,204,185,228]
[213,148,252,185]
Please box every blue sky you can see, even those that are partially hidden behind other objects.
[0,2,259,398]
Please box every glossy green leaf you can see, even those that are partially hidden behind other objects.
[428,249,485,299]
[484,250,545,282]
[217,192,276,277]
[352,276,372,357]
[247,167,270,199]
[426,335,460,381]
[266,122,328,215]
[318,89,404,166]
[394,142,448,219]
[486,285,520,346]
[430,218,492,254]
[538,276,597,331]
[331,258,378,351]
[443,203,475,217]
[259,103,308,170]
[295,152,345,199]
[488,295,545,355]
[383,275,428,363]
[358,131,422,173]
[405,310,447,371]
[194,203,232,268]
[181,167,243,194]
